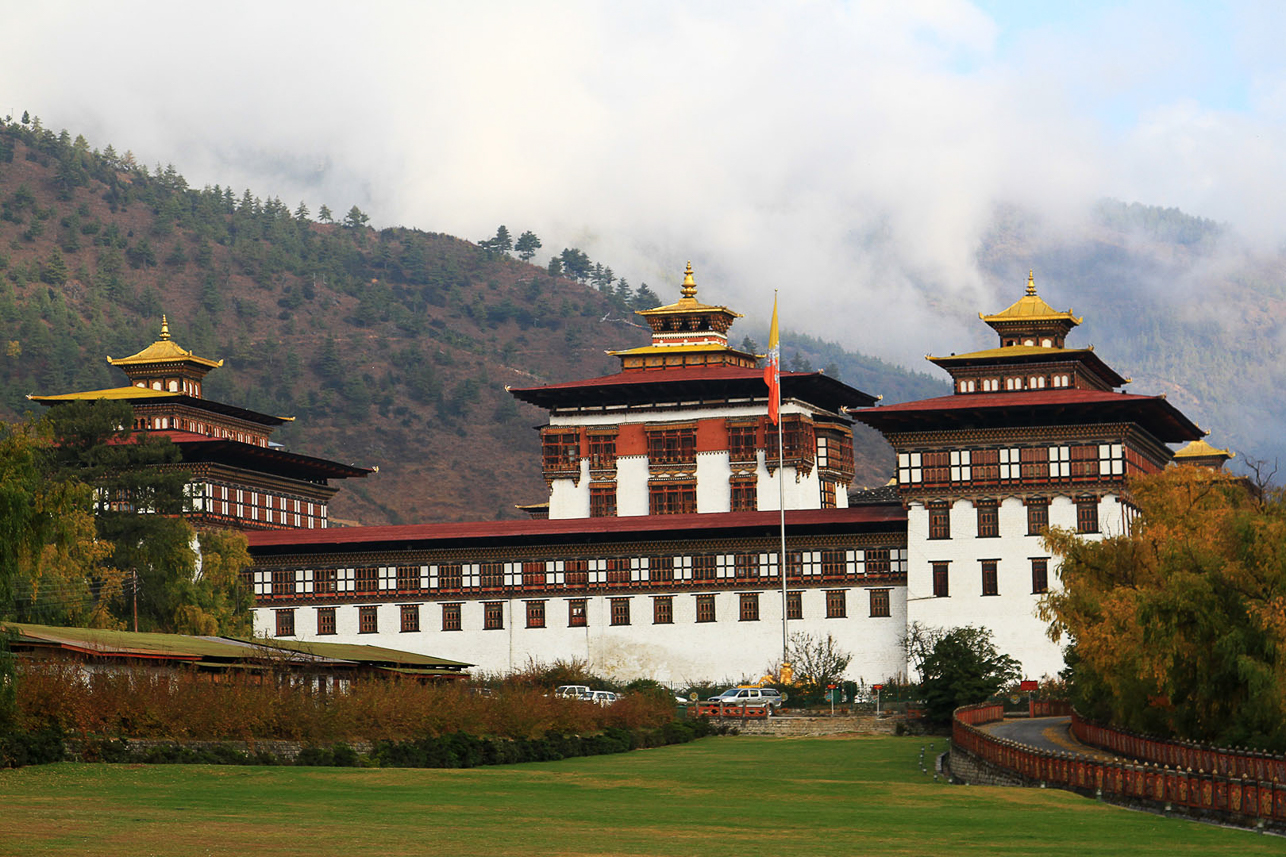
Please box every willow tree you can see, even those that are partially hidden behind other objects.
[1041,466,1286,749]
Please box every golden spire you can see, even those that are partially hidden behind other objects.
[681,261,697,300]
[160,315,171,341]
[1026,270,1036,297]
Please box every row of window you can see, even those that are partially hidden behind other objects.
[273,588,895,637]
[926,497,1099,539]
[899,445,1127,487]
[258,548,908,599]
[930,558,1049,597]
[187,483,327,528]
[957,372,1074,394]
[543,418,851,476]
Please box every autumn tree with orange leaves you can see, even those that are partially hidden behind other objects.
[1041,466,1286,749]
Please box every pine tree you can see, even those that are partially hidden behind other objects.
[515,230,542,261]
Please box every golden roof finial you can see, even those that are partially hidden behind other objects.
[159,315,171,341]
[1026,270,1036,297]
[681,261,697,299]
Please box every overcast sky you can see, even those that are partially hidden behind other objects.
[3,1,1284,365]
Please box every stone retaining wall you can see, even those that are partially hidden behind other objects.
[721,714,902,737]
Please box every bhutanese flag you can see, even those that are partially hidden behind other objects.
[764,293,780,425]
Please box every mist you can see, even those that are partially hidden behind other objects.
[3,0,1285,369]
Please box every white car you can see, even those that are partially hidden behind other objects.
[707,687,785,710]
[554,685,591,699]
[587,690,618,706]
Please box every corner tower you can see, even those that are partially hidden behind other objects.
[854,273,1203,680]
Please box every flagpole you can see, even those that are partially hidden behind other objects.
[764,290,789,673]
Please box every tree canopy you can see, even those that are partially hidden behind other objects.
[1041,466,1286,749]
[916,625,1021,727]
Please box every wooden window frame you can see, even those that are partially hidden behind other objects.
[976,500,999,538]
[693,555,716,581]
[727,423,758,463]
[734,553,759,580]
[589,483,617,518]
[354,567,378,595]
[438,563,463,591]
[739,592,760,622]
[649,480,696,515]
[441,603,462,631]
[568,599,588,628]
[730,478,757,512]
[695,594,717,623]
[865,548,891,576]
[1076,497,1100,534]
[1031,559,1049,594]
[928,502,950,540]
[819,478,837,509]
[316,607,336,635]
[400,604,420,633]
[653,595,673,625]
[869,589,891,618]
[1026,498,1049,535]
[564,559,588,588]
[587,433,617,469]
[981,560,999,597]
[272,569,294,597]
[358,605,378,634]
[610,597,631,626]
[786,590,803,620]
[481,561,505,589]
[314,568,337,595]
[649,556,674,583]
[483,601,504,630]
[275,609,295,637]
[646,427,696,465]
[932,562,949,598]
[396,566,422,592]
[526,600,546,629]
[825,590,847,619]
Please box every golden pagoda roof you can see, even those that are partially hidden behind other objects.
[1173,438,1234,460]
[980,272,1082,326]
[608,343,754,357]
[634,262,743,318]
[28,386,179,403]
[107,316,224,369]
[927,345,1090,363]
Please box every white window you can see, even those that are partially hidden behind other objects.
[1099,443,1124,476]
[168,380,179,392]
[151,380,162,390]
[1050,446,1070,477]
[1041,338,1053,347]
[898,452,923,484]
[1006,377,1020,391]
[957,379,976,393]
[817,436,828,468]
[982,378,999,392]
[1030,375,1045,389]
[1023,339,1035,346]
[999,448,1021,481]
[950,450,971,482]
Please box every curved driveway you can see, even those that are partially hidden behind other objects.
[982,715,1119,761]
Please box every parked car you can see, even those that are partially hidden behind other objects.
[588,690,618,706]
[554,685,591,699]
[707,686,785,710]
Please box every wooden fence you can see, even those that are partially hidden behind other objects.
[952,702,1286,827]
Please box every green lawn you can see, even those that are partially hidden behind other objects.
[0,736,1276,856]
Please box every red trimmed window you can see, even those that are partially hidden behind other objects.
[865,548,891,576]
[976,500,999,538]
[825,590,846,619]
[1027,499,1049,535]
[646,427,696,465]
[442,603,461,631]
[650,556,674,583]
[1032,559,1049,594]
[932,562,949,597]
[355,567,377,595]
[275,609,295,637]
[526,601,546,628]
[821,549,846,577]
[1076,497,1100,534]
[610,598,630,626]
[693,555,716,581]
[739,592,760,622]
[316,607,335,635]
[587,433,617,469]
[869,589,890,617]
[649,481,696,515]
[400,604,420,633]
[358,606,378,634]
[483,602,504,630]
[695,594,716,623]
[981,560,999,596]
[522,561,545,588]
[272,569,294,597]
[928,503,950,540]
[820,479,837,509]
[653,596,673,624]
[542,430,579,473]
[730,479,757,512]
[568,599,588,627]
[605,558,630,585]
[786,590,803,620]
[727,423,758,462]
[438,563,463,590]
[481,562,504,589]
[564,560,588,588]
[734,553,759,580]
[397,566,421,592]
[314,568,337,595]
[590,483,617,517]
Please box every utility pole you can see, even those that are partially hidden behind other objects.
[132,570,138,632]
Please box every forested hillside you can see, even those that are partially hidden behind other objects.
[0,118,935,524]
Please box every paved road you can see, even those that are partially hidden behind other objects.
[983,716,1118,761]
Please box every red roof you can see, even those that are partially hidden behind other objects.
[509,366,877,412]
[246,505,906,555]
[853,388,1202,442]
[153,431,372,480]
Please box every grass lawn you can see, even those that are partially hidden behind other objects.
[0,735,1277,856]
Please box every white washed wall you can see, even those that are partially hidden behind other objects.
[254,586,908,686]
